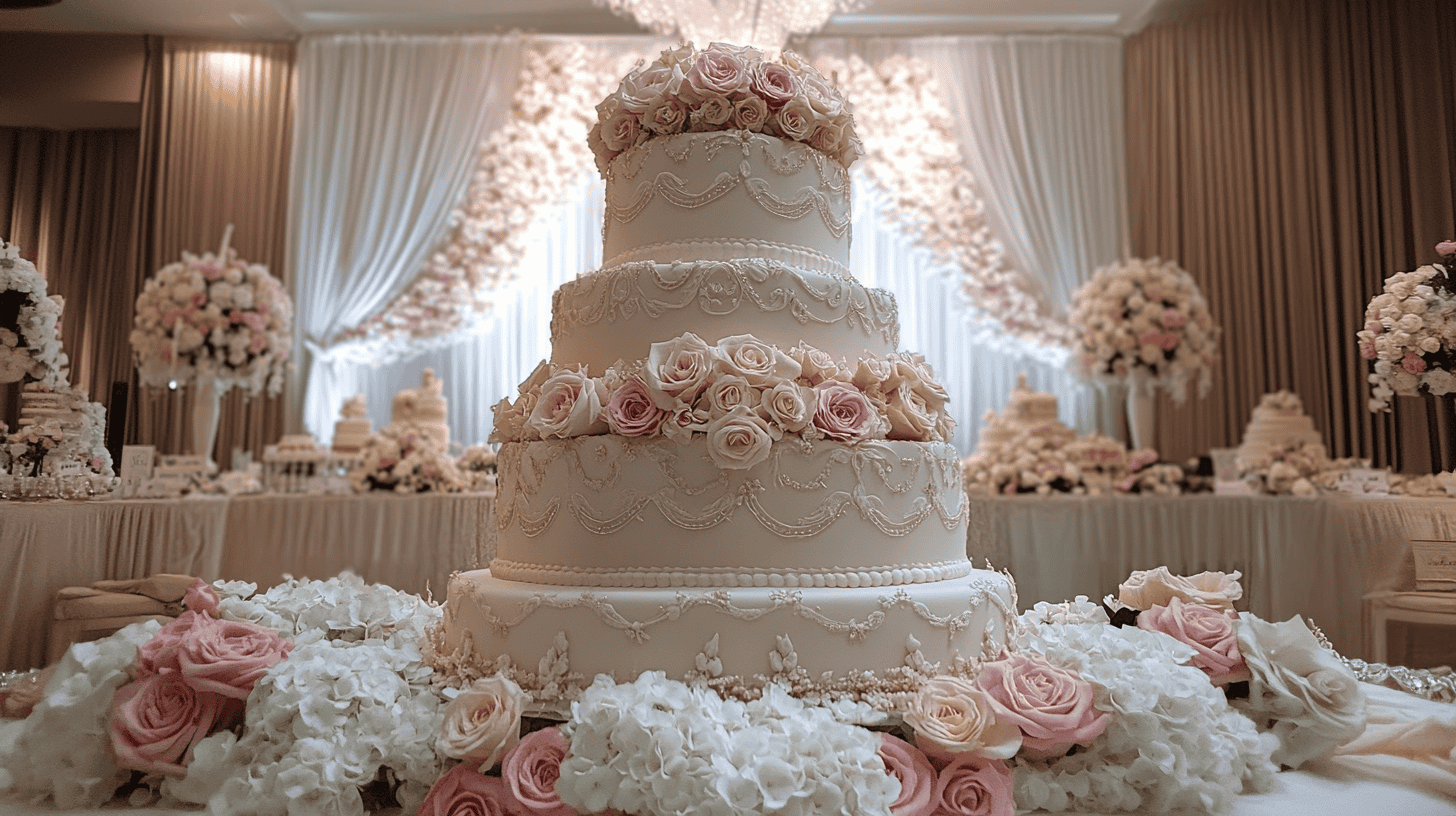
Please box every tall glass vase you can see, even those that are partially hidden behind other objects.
[1126,378,1156,452]
[189,377,221,470]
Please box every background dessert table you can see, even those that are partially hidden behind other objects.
[963,493,1456,660]
[218,491,496,601]
[0,496,230,672]
[0,491,497,672]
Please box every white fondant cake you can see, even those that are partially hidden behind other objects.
[1236,391,1327,467]
[970,374,1073,455]
[389,370,450,450]
[331,395,372,453]
[437,48,1014,709]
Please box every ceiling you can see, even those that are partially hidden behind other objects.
[0,0,1175,39]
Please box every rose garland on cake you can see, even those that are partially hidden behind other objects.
[589,42,862,176]
[130,239,293,396]
[489,332,955,464]
[1358,240,1456,411]
[1068,258,1219,402]
[0,239,69,388]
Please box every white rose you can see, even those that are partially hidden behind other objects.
[715,334,799,386]
[436,675,525,770]
[1397,313,1424,332]
[1423,368,1456,395]
[1233,615,1365,769]
[208,282,234,308]
[1419,335,1443,353]
[705,404,779,470]
[527,368,608,439]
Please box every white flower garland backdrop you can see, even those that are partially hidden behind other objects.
[294,35,1125,450]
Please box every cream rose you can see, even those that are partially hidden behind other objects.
[700,373,759,418]
[644,332,718,406]
[790,343,845,385]
[760,381,813,433]
[774,98,816,142]
[1118,567,1243,611]
[685,48,750,102]
[643,97,687,135]
[715,334,800,386]
[436,675,526,771]
[903,676,1021,760]
[606,375,666,437]
[705,404,780,470]
[527,368,608,439]
[731,96,769,132]
[663,404,711,444]
[750,61,798,108]
[690,95,734,131]
[884,383,937,442]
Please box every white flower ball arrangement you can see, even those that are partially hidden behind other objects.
[1069,258,1219,402]
[0,239,69,388]
[1358,240,1456,411]
[588,42,862,175]
[130,241,293,396]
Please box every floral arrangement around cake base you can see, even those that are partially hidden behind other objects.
[1068,257,1219,403]
[491,332,955,462]
[1359,240,1456,412]
[2,566,1415,816]
[456,444,498,492]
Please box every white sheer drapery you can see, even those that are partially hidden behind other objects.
[289,33,525,436]
[913,35,1128,314]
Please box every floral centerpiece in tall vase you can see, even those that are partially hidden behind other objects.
[1359,240,1456,413]
[0,239,68,388]
[1068,258,1219,450]
[130,227,293,467]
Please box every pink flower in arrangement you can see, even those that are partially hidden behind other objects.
[229,310,246,324]
[201,261,223,281]
[1127,450,1159,471]
[107,673,235,776]
[1364,321,1383,334]
[249,334,268,354]
[606,376,666,437]
[502,726,575,816]
[417,765,517,816]
[1437,240,1456,257]
[812,381,877,442]
[1360,341,1377,360]
[1161,309,1187,329]
[159,346,174,363]
[1136,597,1251,686]
[190,292,207,308]
[1403,352,1427,374]
[177,618,293,699]
[1115,474,1139,492]
[877,734,938,816]
[1002,482,1018,496]
[183,578,221,617]
[931,753,1015,816]
[975,651,1109,760]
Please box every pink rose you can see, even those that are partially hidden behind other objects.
[1359,341,1376,360]
[108,673,235,776]
[606,376,666,437]
[600,108,642,154]
[813,381,879,443]
[686,48,751,102]
[1436,240,1456,257]
[1363,320,1382,334]
[503,726,574,816]
[136,611,212,676]
[418,765,516,816]
[975,652,1108,759]
[878,734,937,816]
[1403,351,1426,374]
[1161,309,1187,329]
[528,369,608,439]
[177,618,294,699]
[184,579,221,617]
[750,61,798,108]
[932,753,1014,816]
[1137,597,1251,686]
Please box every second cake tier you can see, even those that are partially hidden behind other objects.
[492,435,972,588]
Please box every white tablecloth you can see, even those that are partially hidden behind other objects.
[966,494,1370,656]
[0,497,230,672]
[218,491,496,600]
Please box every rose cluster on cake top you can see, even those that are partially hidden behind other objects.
[588,42,863,175]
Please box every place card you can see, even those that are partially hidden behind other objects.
[118,445,155,497]
[1347,468,1390,495]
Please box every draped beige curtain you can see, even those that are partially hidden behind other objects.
[131,36,295,462]
[0,127,140,437]
[1125,0,1456,471]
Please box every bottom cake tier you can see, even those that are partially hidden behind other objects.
[433,566,1017,712]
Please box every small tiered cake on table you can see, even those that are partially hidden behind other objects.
[1235,390,1327,468]
[434,45,1014,709]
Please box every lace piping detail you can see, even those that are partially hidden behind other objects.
[551,258,899,356]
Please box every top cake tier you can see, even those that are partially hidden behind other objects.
[601,131,852,275]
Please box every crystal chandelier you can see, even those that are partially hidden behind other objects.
[592,0,868,50]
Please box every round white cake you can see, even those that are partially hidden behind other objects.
[1235,391,1327,467]
[436,48,1015,710]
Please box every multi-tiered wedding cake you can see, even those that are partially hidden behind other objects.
[436,45,1014,707]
